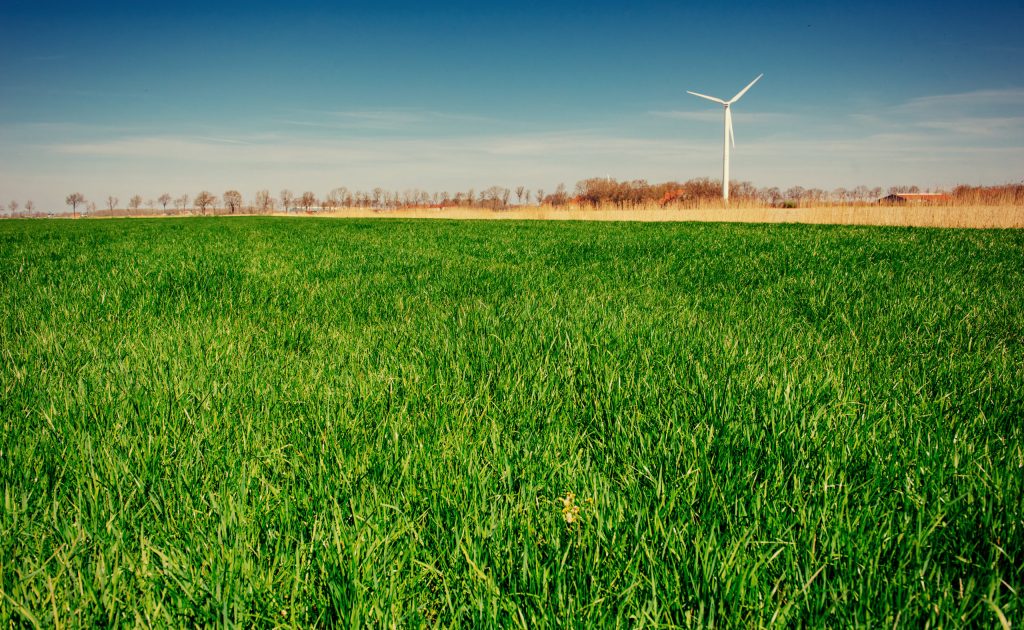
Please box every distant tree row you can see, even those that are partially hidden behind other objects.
[949,183,1024,205]
[571,180,1024,208]
[0,187,542,217]
[281,187,530,211]
[571,179,894,208]
[0,199,36,216]
[3,181,1022,219]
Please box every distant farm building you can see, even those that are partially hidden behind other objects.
[879,193,950,205]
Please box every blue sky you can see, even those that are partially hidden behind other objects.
[1,0,1023,211]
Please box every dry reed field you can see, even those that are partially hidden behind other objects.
[312,203,1024,229]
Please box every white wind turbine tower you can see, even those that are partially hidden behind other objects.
[687,74,763,203]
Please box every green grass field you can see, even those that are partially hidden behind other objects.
[1,217,1022,627]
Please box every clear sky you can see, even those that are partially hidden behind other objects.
[1,0,1022,211]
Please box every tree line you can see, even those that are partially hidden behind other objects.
[1,181,1021,218]
[48,187,544,216]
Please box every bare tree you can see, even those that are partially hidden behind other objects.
[757,187,780,205]
[129,195,143,213]
[535,189,544,206]
[158,193,172,211]
[254,190,274,213]
[806,188,826,204]
[888,185,921,195]
[25,201,34,214]
[175,194,189,213]
[329,187,348,209]
[8,201,18,214]
[480,186,501,209]
[299,191,316,212]
[515,186,526,205]
[550,183,568,206]
[107,196,119,213]
[223,190,243,214]
[194,191,216,215]
[65,193,85,218]
[146,199,155,210]
[280,189,294,214]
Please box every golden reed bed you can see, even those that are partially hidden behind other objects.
[309,204,1024,229]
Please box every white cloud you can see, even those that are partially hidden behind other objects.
[894,88,1024,113]
[280,108,506,131]
[649,110,793,124]
[48,129,712,164]
[866,88,1024,139]
[915,116,1024,136]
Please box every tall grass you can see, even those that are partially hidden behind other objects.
[321,203,1024,229]
[1,217,1021,626]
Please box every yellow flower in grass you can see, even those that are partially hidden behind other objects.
[560,492,581,526]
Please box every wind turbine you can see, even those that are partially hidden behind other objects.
[687,74,763,203]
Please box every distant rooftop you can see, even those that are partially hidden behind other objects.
[880,192,950,204]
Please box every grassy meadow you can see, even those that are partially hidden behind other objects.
[0,217,1022,626]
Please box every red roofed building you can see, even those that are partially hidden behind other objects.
[879,192,950,204]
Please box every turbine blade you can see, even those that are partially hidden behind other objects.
[727,107,735,147]
[687,91,727,105]
[728,73,763,104]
